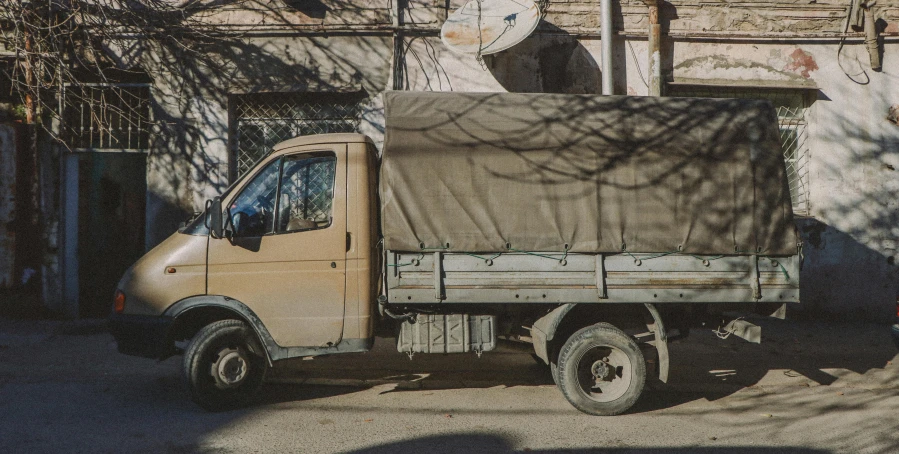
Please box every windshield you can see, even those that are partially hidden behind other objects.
[179,153,274,236]
[227,159,281,237]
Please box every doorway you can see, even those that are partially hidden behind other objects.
[75,153,147,317]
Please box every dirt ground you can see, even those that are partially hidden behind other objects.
[0,315,897,453]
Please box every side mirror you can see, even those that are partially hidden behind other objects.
[206,197,224,239]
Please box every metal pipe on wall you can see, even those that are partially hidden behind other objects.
[645,0,662,96]
[391,0,404,90]
[863,2,882,71]
[601,0,613,95]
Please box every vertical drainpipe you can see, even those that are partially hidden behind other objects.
[601,0,614,95]
[392,1,403,90]
[644,0,662,96]
[862,2,882,71]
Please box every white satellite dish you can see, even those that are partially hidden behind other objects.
[441,0,541,56]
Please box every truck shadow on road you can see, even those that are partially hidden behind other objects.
[346,433,828,454]
[260,317,899,414]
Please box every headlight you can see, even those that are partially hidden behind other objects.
[113,290,126,314]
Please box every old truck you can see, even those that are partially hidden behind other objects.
[109,92,801,416]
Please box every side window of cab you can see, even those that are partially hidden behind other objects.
[228,151,337,237]
[276,152,337,233]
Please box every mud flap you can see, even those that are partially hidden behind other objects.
[530,304,576,364]
[643,303,670,383]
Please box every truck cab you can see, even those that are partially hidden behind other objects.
[109,134,380,410]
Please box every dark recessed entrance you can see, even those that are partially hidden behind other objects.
[76,153,146,317]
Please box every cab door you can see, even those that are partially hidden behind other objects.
[207,146,347,347]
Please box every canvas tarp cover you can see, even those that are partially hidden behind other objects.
[380,91,797,255]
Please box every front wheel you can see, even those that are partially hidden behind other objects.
[557,323,646,416]
[182,319,268,411]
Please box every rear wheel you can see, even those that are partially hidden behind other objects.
[183,319,268,411]
[557,323,645,416]
[531,353,560,385]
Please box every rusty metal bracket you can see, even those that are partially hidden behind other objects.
[595,254,607,298]
[750,254,761,300]
[434,251,443,301]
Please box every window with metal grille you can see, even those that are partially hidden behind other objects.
[231,92,364,179]
[277,153,337,232]
[667,85,812,216]
[62,84,151,149]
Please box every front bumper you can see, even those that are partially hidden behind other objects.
[891,324,899,350]
[108,313,174,359]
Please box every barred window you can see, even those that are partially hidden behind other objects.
[231,92,364,179]
[667,85,812,216]
[63,85,151,149]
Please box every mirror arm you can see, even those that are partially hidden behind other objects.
[208,197,224,239]
[204,199,212,229]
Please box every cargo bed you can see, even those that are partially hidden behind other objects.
[385,251,799,305]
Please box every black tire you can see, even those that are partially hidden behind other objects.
[182,319,268,411]
[557,323,646,416]
[531,353,560,385]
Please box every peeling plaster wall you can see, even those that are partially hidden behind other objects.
[544,0,899,36]
[666,41,899,321]
[800,43,899,321]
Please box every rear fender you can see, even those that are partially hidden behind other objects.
[531,303,670,383]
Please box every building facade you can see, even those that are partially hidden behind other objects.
[2,0,898,320]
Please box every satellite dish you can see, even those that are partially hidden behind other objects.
[441,0,541,56]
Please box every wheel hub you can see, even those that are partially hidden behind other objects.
[576,346,632,403]
[212,347,249,389]
[591,359,612,381]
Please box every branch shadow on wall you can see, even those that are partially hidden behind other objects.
[485,23,602,94]
[95,1,394,246]
[795,104,899,322]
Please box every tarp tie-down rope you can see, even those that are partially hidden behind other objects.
[506,246,569,264]
[762,256,791,280]
[463,252,503,263]
[387,252,425,267]
[389,248,787,275]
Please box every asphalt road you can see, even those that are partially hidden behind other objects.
[0,316,897,453]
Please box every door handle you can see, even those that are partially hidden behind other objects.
[346,232,352,252]
[331,262,337,268]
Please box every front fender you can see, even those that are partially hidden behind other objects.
[165,295,279,365]
[165,295,373,363]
